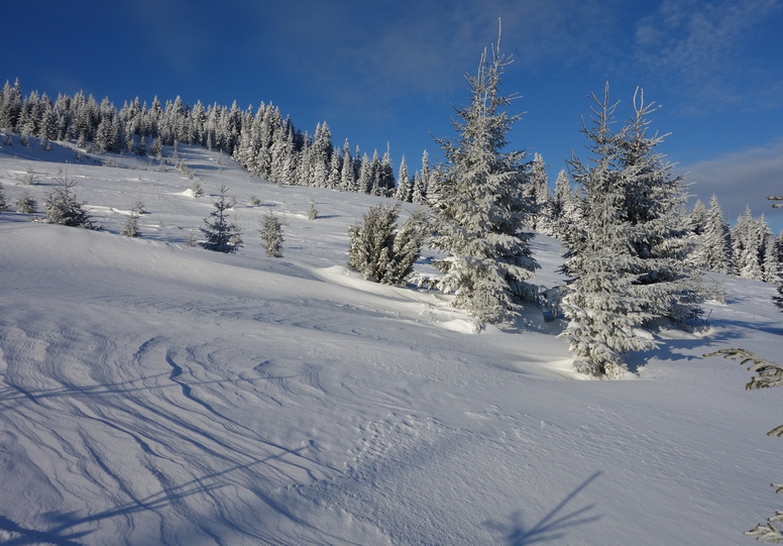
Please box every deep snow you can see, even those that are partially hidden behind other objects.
[0,137,781,545]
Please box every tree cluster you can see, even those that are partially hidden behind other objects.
[0,79,438,202]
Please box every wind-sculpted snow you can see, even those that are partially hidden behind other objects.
[0,141,781,544]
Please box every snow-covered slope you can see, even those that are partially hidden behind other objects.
[1,138,780,545]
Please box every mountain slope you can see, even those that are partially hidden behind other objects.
[0,138,780,545]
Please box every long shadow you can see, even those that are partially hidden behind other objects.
[484,471,603,545]
[0,447,309,546]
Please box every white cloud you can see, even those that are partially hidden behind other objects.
[681,137,783,229]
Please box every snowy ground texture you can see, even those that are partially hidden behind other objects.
[1,137,781,545]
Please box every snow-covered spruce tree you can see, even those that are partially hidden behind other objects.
[14,191,37,214]
[705,348,783,542]
[430,26,539,324]
[348,204,427,286]
[200,185,242,253]
[524,152,550,231]
[259,211,284,258]
[44,178,96,229]
[693,195,735,275]
[0,182,6,211]
[121,209,140,238]
[559,84,657,379]
[615,88,703,324]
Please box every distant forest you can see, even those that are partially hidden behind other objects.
[0,79,434,203]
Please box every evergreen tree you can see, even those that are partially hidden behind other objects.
[348,204,427,286]
[560,84,656,378]
[615,88,703,323]
[733,207,766,281]
[14,191,37,214]
[525,152,550,231]
[430,28,539,323]
[259,212,284,258]
[763,233,781,284]
[200,185,242,253]
[689,199,708,236]
[412,150,430,205]
[694,195,735,274]
[394,155,412,202]
[121,211,140,238]
[44,178,96,229]
[543,169,575,238]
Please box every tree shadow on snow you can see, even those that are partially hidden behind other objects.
[483,471,602,545]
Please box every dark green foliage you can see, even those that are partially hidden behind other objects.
[348,204,427,286]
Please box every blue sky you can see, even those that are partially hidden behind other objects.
[6,0,783,228]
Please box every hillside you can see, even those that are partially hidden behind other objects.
[1,137,781,545]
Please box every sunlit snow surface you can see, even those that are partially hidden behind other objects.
[0,138,780,545]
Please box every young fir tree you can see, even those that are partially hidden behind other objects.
[348,204,427,286]
[200,185,242,253]
[259,211,284,258]
[121,211,140,238]
[559,84,657,379]
[430,26,539,323]
[14,191,37,214]
[44,178,96,229]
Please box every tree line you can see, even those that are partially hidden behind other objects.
[0,79,437,203]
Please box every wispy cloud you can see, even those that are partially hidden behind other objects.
[634,0,783,112]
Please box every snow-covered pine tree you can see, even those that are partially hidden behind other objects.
[430,24,539,324]
[412,150,430,205]
[348,204,427,286]
[44,178,96,229]
[733,207,767,281]
[542,169,576,239]
[615,88,703,324]
[15,191,36,214]
[0,182,6,211]
[689,199,708,236]
[259,211,284,258]
[121,211,140,238]
[560,84,657,379]
[525,152,550,231]
[200,185,242,253]
[694,194,735,274]
[762,232,780,284]
[394,155,412,202]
